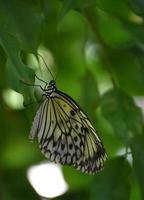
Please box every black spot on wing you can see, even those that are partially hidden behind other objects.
[70,110,75,116]
[61,143,65,151]
[53,141,57,147]
[84,127,88,132]
[69,143,73,150]
[75,124,79,130]
[74,136,78,142]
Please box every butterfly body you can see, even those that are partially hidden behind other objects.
[30,80,107,174]
[45,80,56,97]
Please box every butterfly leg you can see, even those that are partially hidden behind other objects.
[19,79,45,91]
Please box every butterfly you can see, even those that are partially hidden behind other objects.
[30,79,107,174]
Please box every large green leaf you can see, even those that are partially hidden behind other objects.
[80,70,99,123]
[91,157,131,200]
[95,9,132,47]
[95,0,131,20]
[0,31,35,101]
[131,134,144,199]
[63,166,93,191]
[0,0,43,51]
[96,108,124,158]
[129,0,144,16]
[2,168,40,200]
[107,47,144,95]
[100,88,143,144]
[0,0,44,101]
[59,0,96,20]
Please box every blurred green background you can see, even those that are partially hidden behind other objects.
[0,0,144,199]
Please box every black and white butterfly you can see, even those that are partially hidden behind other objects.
[30,79,107,174]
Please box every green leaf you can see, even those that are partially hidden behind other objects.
[129,0,144,17]
[90,157,131,200]
[2,168,40,200]
[130,173,141,200]
[63,165,93,191]
[95,0,131,20]
[0,0,44,101]
[59,0,96,20]
[0,31,35,101]
[96,108,124,158]
[0,45,6,88]
[81,70,99,123]
[107,47,144,95]
[96,10,132,47]
[131,134,144,199]
[0,0,43,51]
[100,88,143,144]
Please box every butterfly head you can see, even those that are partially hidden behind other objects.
[49,80,56,87]
[45,80,56,97]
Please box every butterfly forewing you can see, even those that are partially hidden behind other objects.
[30,84,107,174]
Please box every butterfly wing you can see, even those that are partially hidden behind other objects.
[30,90,107,174]
[53,91,107,173]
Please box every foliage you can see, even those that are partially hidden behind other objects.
[0,0,144,199]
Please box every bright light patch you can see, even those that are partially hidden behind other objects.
[27,162,68,198]
[134,96,144,111]
[116,147,132,165]
[85,42,100,62]
[2,89,24,109]
[129,13,143,24]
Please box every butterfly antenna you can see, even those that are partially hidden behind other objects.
[36,53,55,80]
[35,74,48,85]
